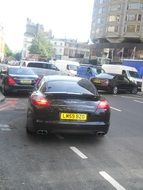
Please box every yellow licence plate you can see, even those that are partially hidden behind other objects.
[60,113,87,121]
[20,80,32,84]
[94,79,101,83]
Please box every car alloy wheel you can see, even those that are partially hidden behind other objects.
[113,86,118,95]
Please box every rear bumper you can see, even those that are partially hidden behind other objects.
[6,85,35,93]
[33,120,110,134]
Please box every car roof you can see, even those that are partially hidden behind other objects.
[43,75,83,82]
[79,64,102,68]
[96,73,123,78]
[22,60,50,63]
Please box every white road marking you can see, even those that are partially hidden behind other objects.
[121,95,143,100]
[99,171,126,190]
[1,128,11,131]
[0,124,11,131]
[55,134,64,140]
[70,146,88,159]
[0,124,10,128]
[134,100,143,104]
[111,107,122,112]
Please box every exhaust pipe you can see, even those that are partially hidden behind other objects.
[37,130,48,135]
[96,131,105,136]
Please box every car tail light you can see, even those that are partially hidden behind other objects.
[103,80,109,85]
[34,78,40,84]
[31,95,51,107]
[7,76,16,85]
[97,99,110,110]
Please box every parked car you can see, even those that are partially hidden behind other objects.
[90,73,138,94]
[26,75,111,136]
[20,60,59,71]
[77,65,105,79]
[0,66,39,95]
[102,64,142,90]
[54,60,80,76]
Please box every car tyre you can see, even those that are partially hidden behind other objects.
[131,87,138,94]
[26,115,36,135]
[112,86,118,95]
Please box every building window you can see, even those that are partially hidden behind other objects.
[110,4,121,11]
[98,8,103,14]
[127,3,140,10]
[138,14,142,21]
[95,28,100,34]
[126,14,137,21]
[109,15,120,22]
[126,25,140,32]
[99,0,103,3]
[107,26,118,32]
[97,18,101,24]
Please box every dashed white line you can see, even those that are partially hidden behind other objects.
[1,128,11,131]
[0,124,10,128]
[134,100,143,104]
[99,171,126,190]
[70,146,88,159]
[0,124,11,131]
[55,134,64,140]
[111,107,122,112]
[121,95,143,100]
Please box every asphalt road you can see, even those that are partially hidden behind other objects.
[0,93,143,190]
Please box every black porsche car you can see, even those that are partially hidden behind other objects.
[90,73,138,94]
[0,66,39,95]
[26,75,111,136]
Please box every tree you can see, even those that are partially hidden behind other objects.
[29,33,53,58]
[4,44,13,57]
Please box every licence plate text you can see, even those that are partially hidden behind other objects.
[20,80,32,84]
[60,113,87,121]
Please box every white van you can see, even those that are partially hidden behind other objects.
[54,60,80,76]
[102,64,142,90]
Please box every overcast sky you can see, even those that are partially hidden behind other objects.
[0,0,94,51]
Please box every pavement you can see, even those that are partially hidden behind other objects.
[0,91,5,102]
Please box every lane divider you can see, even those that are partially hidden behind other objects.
[111,107,122,112]
[70,146,88,159]
[134,100,143,104]
[121,95,143,100]
[99,171,126,190]
[0,124,11,131]
[55,134,64,140]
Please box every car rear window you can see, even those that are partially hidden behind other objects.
[27,62,45,68]
[9,68,35,75]
[27,62,58,70]
[45,79,97,95]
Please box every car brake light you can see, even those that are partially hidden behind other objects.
[7,76,16,85]
[97,99,110,110]
[31,95,51,107]
[104,80,109,85]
